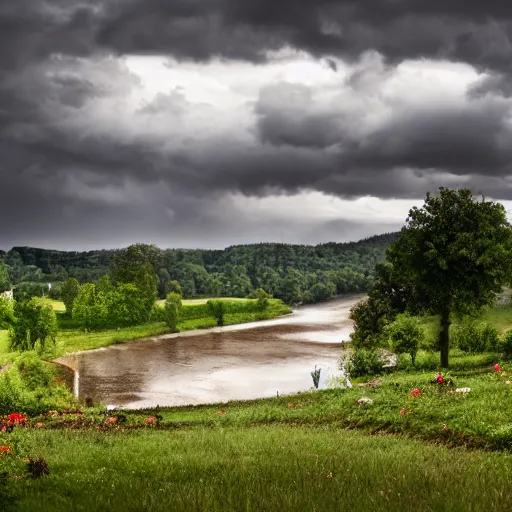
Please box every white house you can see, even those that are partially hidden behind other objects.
[0,289,13,301]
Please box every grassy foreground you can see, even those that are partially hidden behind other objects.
[3,352,512,512]
[4,425,512,512]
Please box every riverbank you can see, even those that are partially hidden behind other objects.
[0,299,292,363]
[3,351,512,511]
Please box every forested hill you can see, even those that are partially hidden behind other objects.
[3,232,398,304]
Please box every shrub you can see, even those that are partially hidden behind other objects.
[207,300,225,326]
[452,320,500,353]
[345,349,384,378]
[162,293,183,331]
[500,330,512,358]
[386,313,425,365]
[61,278,80,317]
[9,299,57,354]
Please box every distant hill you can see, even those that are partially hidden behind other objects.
[3,232,399,304]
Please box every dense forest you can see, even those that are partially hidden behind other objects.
[0,233,397,304]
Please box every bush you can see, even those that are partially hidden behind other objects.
[61,278,80,316]
[345,349,384,378]
[0,354,75,416]
[386,313,425,365]
[500,330,512,358]
[9,299,57,354]
[207,300,226,326]
[162,293,183,331]
[452,320,500,353]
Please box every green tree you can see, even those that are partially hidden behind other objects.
[163,292,183,331]
[0,261,10,292]
[0,297,14,329]
[61,278,80,317]
[111,244,158,321]
[388,188,512,367]
[386,313,425,365]
[73,283,108,330]
[9,299,57,353]
[207,300,226,326]
[107,283,148,327]
[166,280,183,297]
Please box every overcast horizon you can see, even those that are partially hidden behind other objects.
[3,2,512,251]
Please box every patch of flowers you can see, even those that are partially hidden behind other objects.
[430,372,454,386]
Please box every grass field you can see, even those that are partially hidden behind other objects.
[4,352,512,511]
[6,425,512,512]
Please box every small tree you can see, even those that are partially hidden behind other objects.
[162,292,183,331]
[9,299,57,353]
[386,313,424,365]
[0,297,14,330]
[61,278,80,317]
[166,280,183,297]
[207,300,225,326]
[0,261,10,293]
[254,288,270,310]
[73,283,108,330]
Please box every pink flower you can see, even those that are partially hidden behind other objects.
[494,364,502,374]
[436,373,445,384]
[410,389,421,397]
[144,416,157,425]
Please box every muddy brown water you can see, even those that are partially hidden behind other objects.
[58,295,363,409]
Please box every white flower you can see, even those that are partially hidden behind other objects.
[455,387,471,393]
[356,397,374,405]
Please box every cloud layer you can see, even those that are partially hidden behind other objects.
[2,1,512,249]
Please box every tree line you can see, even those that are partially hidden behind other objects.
[0,234,397,305]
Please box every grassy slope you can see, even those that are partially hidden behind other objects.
[6,354,512,512]
[9,426,512,512]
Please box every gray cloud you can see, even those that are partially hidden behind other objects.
[3,1,512,249]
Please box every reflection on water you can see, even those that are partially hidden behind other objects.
[58,295,362,409]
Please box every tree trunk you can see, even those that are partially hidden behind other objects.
[439,309,450,368]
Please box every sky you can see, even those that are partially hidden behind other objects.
[3,1,512,250]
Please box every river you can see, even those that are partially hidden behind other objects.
[58,295,362,409]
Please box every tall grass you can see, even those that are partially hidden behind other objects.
[7,426,512,512]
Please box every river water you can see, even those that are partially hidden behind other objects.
[58,295,362,409]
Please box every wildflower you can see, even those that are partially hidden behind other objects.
[436,373,445,384]
[105,417,118,425]
[410,389,421,397]
[7,413,27,425]
[144,416,157,425]
[400,408,406,416]
[494,364,502,374]
[35,422,44,429]
[455,387,471,394]
[0,446,11,454]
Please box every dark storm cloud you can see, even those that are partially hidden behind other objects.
[4,0,512,249]
[3,0,512,71]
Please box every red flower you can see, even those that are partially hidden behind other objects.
[400,408,406,415]
[105,416,118,425]
[7,413,26,425]
[410,389,422,397]
[144,416,157,425]
[0,446,11,454]
[494,364,502,374]
[436,373,445,384]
